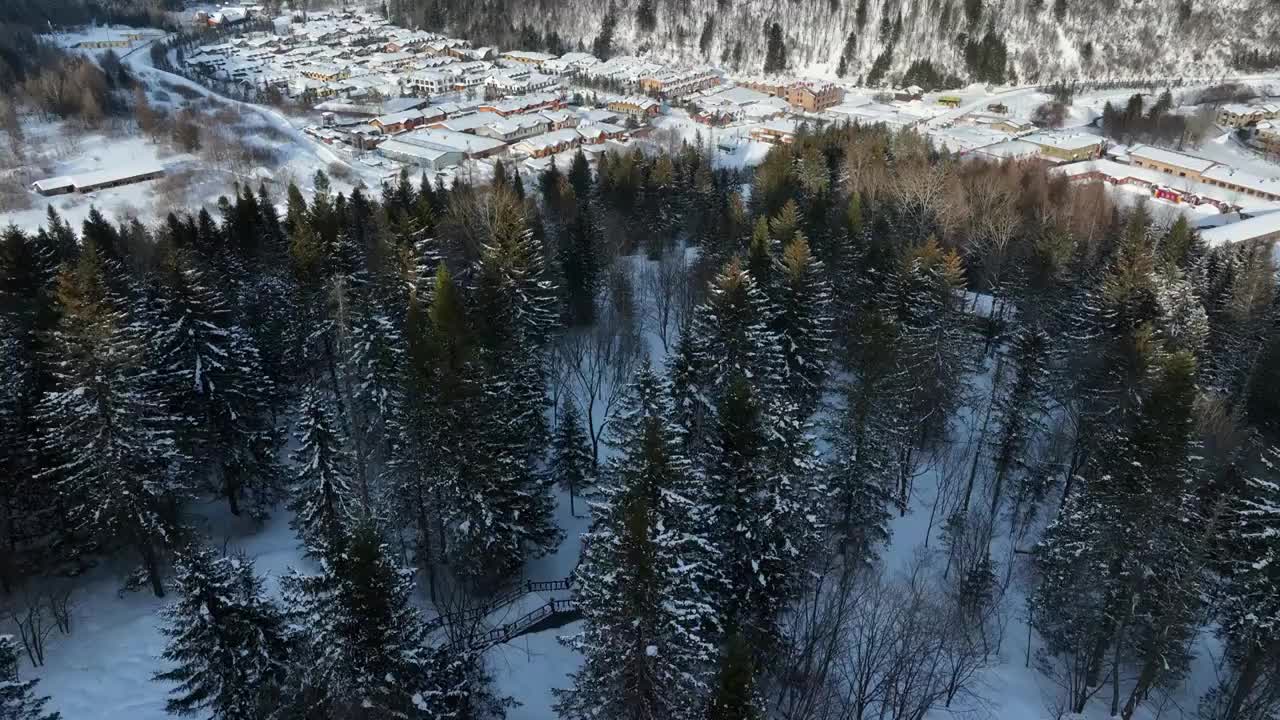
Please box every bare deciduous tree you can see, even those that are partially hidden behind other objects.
[557,266,642,465]
[641,246,690,353]
[8,594,55,666]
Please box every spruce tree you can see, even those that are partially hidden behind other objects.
[148,246,284,519]
[987,322,1051,522]
[39,242,191,597]
[387,263,465,600]
[556,364,718,720]
[675,261,822,648]
[548,397,593,517]
[154,545,290,720]
[1210,442,1280,720]
[288,385,354,555]
[892,237,975,443]
[776,232,832,419]
[561,205,600,327]
[280,519,439,719]
[1033,349,1204,717]
[0,634,59,720]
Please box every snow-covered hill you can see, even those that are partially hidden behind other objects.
[401,0,1280,83]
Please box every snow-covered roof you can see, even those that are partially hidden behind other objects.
[31,176,74,192]
[974,139,1042,160]
[1201,166,1280,198]
[1128,144,1217,173]
[1022,132,1104,152]
[502,50,556,63]
[760,118,799,135]
[379,138,457,163]
[400,128,506,154]
[69,163,164,190]
[703,86,773,107]
[1199,211,1280,246]
[515,128,581,152]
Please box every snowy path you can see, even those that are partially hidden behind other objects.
[120,37,387,194]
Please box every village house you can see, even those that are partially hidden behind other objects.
[607,96,660,120]
[1022,132,1104,162]
[405,69,455,96]
[1128,145,1218,181]
[750,118,799,145]
[967,113,1033,134]
[1217,102,1280,128]
[539,109,579,130]
[785,81,843,113]
[576,122,626,143]
[1259,126,1280,155]
[299,63,349,82]
[543,52,599,75]
[894,85,925,102]
[741,79,790,98]
[371,108,441,135]
[480,93,563,117]
[1200,211,1280,246]
[637,67,721,99]
[512,128,582,158]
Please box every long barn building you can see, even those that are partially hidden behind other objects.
[32,164,165,196]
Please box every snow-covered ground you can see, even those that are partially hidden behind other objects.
[13,500,318,720]
[4,33,399,234]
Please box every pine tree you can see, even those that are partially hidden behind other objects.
[288,385,354,555]
[147,246,284,519]
[555,364,718,720]
[0,634,59,720]
[39,242,191,597]
[669,259,783,450]
[154,545,290,720]
[892,237,975,443]
[987,322,1051,522]
[387,262,464,600]
[827,336,899,564]
[280,519,439,719]
[549,397,593,517]
[460,195,562,578]
[1209,442,1280,720]
[673,260,821,647]
[776,232,833,419]
[561,205,600,327]
[1033,349,1204,717]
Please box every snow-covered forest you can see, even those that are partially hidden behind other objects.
[3,121,1280,720]
[389,0,1280,82]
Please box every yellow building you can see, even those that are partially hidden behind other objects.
[1128,145,1218,181]
[1022,132,1103,163]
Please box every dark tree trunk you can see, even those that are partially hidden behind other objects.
[141,543,165,598]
